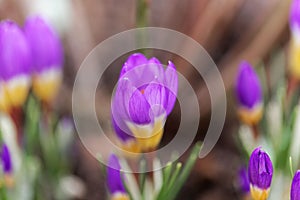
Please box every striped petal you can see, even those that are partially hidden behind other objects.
[120,53,148,78]
[143,82,166,117]
[129,89,151,125]
[164,61,178,115]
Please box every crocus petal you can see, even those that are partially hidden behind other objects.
[120,53,148,78]
[1,144,12,174]
[236,61,262,109]
[24,16,63,73]
[164,61,178,115]
[143,82,166,117]
[129,89,152,125]
[144,57,165,83]
[111,78,137,140]
[112,117,134,142]
[0,20,31,81]
[112,78,136,119]
[107,154,126,194]
[291,170,300,200]
[248,147,273,190]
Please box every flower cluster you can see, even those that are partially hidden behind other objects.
[105,53,202,200]
[0,15,72,199]
[0,16,63,114]
[234,2,300,198]
[243,148,300,200]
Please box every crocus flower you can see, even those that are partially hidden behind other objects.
[291,170,300,200]
[111,53,178,153]
[24,16,63,103]
[107,154,129,200]
[248,147,273,200]
[235,61,263,126]
[0,20,31,112]
[289,0,300,79]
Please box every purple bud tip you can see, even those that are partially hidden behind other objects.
[248,147,273,190]
[235,61,262,109]
[290,0,300,33]
[291,170,300,200]
[24,15,63,73]
[1,144,12,174]
[0,20,31,81]
[239,166,250,194]
[106,154,126,195]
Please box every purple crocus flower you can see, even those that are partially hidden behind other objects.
[248,147,273,200]
[0,20,31,110]
[24,16,63,103]
[111,53,178,152]
[235,61,263,125]
[291,170,300,200]
[107,154,129,199]
[1,144,12,174]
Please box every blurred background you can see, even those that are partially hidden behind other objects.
[0,0,292,199]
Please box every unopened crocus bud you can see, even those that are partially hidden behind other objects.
[248,147,273,200]
[24,16,63,103]
[291,170,300,200]
[1,144,13,187]
[0,20,31,112]
[111,53,178,153]
[289,0,300,79]
[235,61,263,126]
[107,154,129,200]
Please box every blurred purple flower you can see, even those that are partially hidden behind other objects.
[107,154,129,200]
[290,0,300,33]
[0,20,31,110]
[291,170,300,200]
[112,53,178,152]
[0,20,31,80]
[289,0,300,80]
[24,16,63,73]
[235,61,263,125]
[238,166,250,194]
[236,61,262,109]
[248,147,273,200]
[24,15,63,103]
[1,144,12,174]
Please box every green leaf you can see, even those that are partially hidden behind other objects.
[165,142,201,200]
